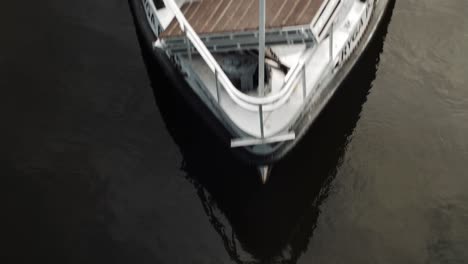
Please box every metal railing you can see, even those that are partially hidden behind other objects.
[151,0,352,144]
[160,0,316,113]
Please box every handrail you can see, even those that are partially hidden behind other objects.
[146,0,372,142]
[161,0,314,112]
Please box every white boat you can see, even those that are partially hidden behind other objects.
[129,0,391,182]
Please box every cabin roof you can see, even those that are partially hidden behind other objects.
[160,0,325,39]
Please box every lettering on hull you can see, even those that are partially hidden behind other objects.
[334,0,375,71]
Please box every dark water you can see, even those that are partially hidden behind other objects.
[2,1,468,263]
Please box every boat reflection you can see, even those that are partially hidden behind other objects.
[145,1,394,262]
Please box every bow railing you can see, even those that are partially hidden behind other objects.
[160,0,316,113]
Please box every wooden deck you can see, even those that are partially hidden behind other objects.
[160,0,325,39]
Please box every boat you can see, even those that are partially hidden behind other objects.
[128,0,391,183]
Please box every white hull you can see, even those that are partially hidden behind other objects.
[130,0,391,169]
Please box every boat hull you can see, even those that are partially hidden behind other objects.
[128,0,392,166]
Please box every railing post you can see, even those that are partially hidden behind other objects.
[302,64,307,100]
[186,32,192,64]
[258,0,266,97]
[329,22,334,63]
[215,69,220,103]
[259,105,264,138]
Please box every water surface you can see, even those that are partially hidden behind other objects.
[2,1,468,263]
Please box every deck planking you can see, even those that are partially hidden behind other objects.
[160,0,325,39]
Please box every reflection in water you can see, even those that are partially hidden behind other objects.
[143,2,395,263]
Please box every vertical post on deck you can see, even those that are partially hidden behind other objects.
[329,22,334,63]
[302,64,307,99]
[215,69,220,103]
[186,32,192,63]
[258,0,266,138]
[258,0,266,97]
[259,105,265,139]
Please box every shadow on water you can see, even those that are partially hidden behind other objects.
[141,2,395,263]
